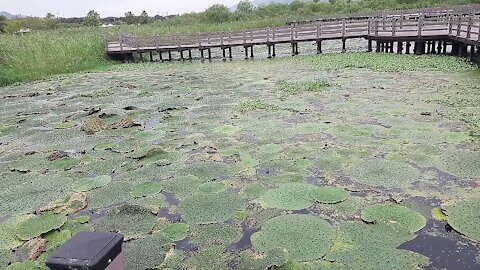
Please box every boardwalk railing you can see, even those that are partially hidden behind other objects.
[107,15,479,51]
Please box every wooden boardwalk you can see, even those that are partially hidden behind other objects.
[105,11,480,62]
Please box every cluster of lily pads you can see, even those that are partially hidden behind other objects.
[0,53,479,269]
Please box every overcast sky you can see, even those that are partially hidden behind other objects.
[2,0,240,17]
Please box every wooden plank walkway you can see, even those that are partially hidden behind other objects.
[105,12,480,62]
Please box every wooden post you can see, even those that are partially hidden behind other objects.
[188,50,192,60]
[244,46,248,59]
[149,51,153,62]
[442,41,448,55]
[222,48,226,60]
[375,19,379,36]
[272,44,276,58]
[229,47,232,59]
[376,41,381,52]
[317,40,322,54]
[316,22,321,39]
[367,39,372,52]
[267,45,272,58]
[342,39,346,53]
[266,28,270,43]
[168,51,172,61]
[470,45,476,62]
[397,42,403,54]
[208,48,212,59]
[180,50,184,61]
[456,17,462,36]
[200,49,204,60]
[250,46,254,58]
[406,42,411,54]
[392,18,397,37]
[466,17,472,38]
[342,20,346,38]
[272,26,276,40]
[250,29,253,41]
[159,51,163,61]
[367,19,371,36]
[418,15,424,38]
[449,15,454,34]
[243,30,246,45]
[291,25,294,41]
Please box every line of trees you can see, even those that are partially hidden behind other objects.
[0,0,478,34]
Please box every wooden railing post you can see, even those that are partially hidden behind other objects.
[272,26,276,40]
[220,31,224,46]
[295,24,299,39]
[250,29,254,41]
[119,36,123,51]
[466,16,472,38]
[375,19,379,36]
[449,15,454,34]
[418,15,424,37]
[367,19,371,35]
[392,18,397,37]
[266,28,270,43]
[456,16,462,36]
[342,20,346,37]
[291,25,294,41]
[243,30,246,45]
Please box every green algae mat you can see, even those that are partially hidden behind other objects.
[0,53,479,269]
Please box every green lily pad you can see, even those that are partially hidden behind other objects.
[325,222,429,270]
[348,159,420,187]
[94,205,157,240]
[191,223,243,247]
[6,261,43,270]
[198,182,226,193]
[240,183,268,199]
[159,176,203,200]
[0,250,14,269]
[251,214,335,262]
[124,231,171,270]
[130,182,162,198]
[128,193,166,214]
[310,186,349,204]
[179,192,245,224]
[260,183,315,210]
[43,230,72,251]
[87,181,133,209]
[435,150,480,179]
[15,212,67,241]
[72,215,90,224]
[72,175,112,192]
[162,223,189,241]
[0,215,32,250]
[94,143,116,151]
[53,122,76,129]
[180,162,231,181]
[443,200,480,242]
[361,204,426,233]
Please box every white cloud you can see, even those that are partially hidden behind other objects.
[1,0,239,17]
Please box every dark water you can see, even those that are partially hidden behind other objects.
[226,222,260,252]
[400,220,480,270]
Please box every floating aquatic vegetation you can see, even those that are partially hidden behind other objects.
[443,200,480,242]
[347,159,421,187]
[124,231,171,270]
[0,250,14,269]
[179,192,245,224]
[93,142,116,151]
[325,222,429,270]
[260,183,315,210]
[72,175,112,192]
[162,223,189,241]
[130,182,162,198]
[276,79,332,95]
[310,186,349,204]
[86,181,133,209]
[94,205,156,240]
[230,248,287,270]
[53,122,76,129]
[0,215,32,250]
[6,260,43,270]
[252,214,335,261]
[435,149,480,179]
[260,183,348,210]
[431,207,448,221]
[214,125,241,135]
[361,204,426,233]
[180,162,231,181]
[159,176,203,200]
[39,192,87,215]
[238,100,280,113]
[15,212,67,241]
[42,230,71,253]
[190,223,243,247]
[128,193,166,214]
[198,181,226,193]
[240,183,268,200]
[60,218,94,236]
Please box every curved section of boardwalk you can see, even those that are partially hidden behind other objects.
[105,9,480,62]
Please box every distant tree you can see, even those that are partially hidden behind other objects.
[204,4,232,23]
[84,10,101,26]
[0,16,6,33]
[44,13,58,29]
[139,10,151,24]
[124,11,137,25]
[235,1,254,19]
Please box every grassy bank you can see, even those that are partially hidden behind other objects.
[0,19,286,86]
